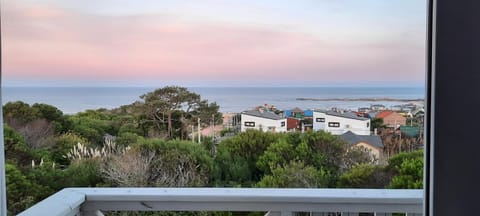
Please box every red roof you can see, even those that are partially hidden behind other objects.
[375,111,394,119]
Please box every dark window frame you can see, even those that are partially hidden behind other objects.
[244,121,255,127]
[328,122,340,127]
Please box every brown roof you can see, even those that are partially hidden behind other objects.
[375,111,395,119]
[291,107,304,113]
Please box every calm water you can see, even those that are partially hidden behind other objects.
[3,87,425,114]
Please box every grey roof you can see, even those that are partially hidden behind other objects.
[368,111,380,118]
[314,110,369,121]
[339,131,383,148]
[241,110,284,120]
[325,111,369,121]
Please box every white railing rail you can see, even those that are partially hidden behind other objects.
[18,188,423,216]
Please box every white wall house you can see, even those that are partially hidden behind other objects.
[313,110,370,135]
[241,110,287,133]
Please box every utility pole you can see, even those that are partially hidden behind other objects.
[198,118,201,143]
[399,127,402,153]
[191,125,195,143]
[212,114,215,138]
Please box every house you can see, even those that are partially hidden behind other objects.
[339,131,384,163]
[303,110,314,118]
[241,110,287,133]
[313,110,371,135]
[367,111,380,119]
[358,107,371,113]
[287,117,300,131]
[370,104,386,111]
[290,107,304,118]
[375,110,407,128]
[400,125,421,138]
[285,107,306,119]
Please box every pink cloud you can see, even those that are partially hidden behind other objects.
[3,1,425,85]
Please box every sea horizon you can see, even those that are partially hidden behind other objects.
[3,86,425,114]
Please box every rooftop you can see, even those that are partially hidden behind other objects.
[340,131,384,148]
[315,110,370,121]
[242,110,284,120]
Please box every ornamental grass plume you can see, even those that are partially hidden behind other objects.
[65,136,130,161]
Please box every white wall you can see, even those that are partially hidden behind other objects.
[313,111,370,135]
[241,114,287,133]
[312,112,327,131]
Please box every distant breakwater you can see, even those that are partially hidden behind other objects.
[296,98,424,103]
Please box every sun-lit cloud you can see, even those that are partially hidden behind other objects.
[2,0,426,86]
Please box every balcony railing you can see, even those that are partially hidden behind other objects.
[18,188,423,216]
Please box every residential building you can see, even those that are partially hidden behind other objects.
[370,104,386,111]
[241,110,287,133]
[358,107,371,113]
[339,131,384,163]
[375,111,407,128]
[313,110,370,135]
[400,125,421,138]
[287,117,300,131]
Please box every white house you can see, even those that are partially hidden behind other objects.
[241,110,287,133]
[313,110,370,135]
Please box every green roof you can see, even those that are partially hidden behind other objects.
[400,126,420,137]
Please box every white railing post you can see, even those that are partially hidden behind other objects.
[375,213,393,216]
[341,213,359,216]
[81,210,104,216]
[281,211,293,216]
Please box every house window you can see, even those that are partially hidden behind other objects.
[281,121,285,127]
[328,122,340,127]
[244,122,255,127]
[316,118,325,122]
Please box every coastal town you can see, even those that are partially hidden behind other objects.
[2,86,426,214]
[211,102,425,164]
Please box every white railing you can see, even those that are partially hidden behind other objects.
[18,188,423,216]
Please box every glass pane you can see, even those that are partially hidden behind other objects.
[2,0,426,215]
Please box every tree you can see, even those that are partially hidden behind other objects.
[5,163,37,214]
[257,161,331,188]
[337,164,389,188]
[4,125,34,167]
[31,103,70,133]
[68,110,114,145]
[141,86,202,138]
[213,130,279,185]
[387,150,424,189]
[370,118,386,132]
[3,101,40,126]
[50,133,89,165]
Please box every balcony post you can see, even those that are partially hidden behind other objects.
[81,210,104,216]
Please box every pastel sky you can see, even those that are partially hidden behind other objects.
[2,0,426,87]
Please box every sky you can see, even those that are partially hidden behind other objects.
[2,0,427,87]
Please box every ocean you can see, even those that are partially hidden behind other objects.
[3,87,425,114]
